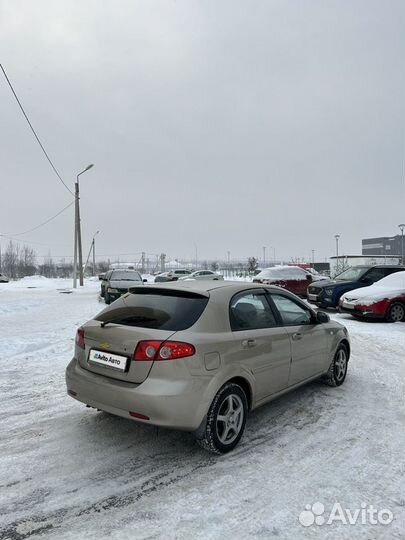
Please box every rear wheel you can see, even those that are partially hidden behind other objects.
[197,383,247,454]
[323,344,349,387]
[386,303,405,322]
[104,292,111,304]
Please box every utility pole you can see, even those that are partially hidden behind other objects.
[160,253,166,272]
[92,230,99,276]
[73,181,79,288]
[73,164,94,288]
[141,252,146,273]
[399,224,405,264]
[262,246,266,268]
[311,249,315,267]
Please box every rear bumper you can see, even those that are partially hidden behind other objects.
[65,358,209,431]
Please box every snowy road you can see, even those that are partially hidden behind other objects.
[0,279,404,539]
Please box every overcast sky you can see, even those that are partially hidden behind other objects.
[1,0,404,264]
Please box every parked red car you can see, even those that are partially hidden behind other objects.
[253,266,317,297]
[339,271,405,322]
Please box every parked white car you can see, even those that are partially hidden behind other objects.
[179,270,224,281]
[0,273,9,283]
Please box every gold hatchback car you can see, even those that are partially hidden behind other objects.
[66,281,350,454]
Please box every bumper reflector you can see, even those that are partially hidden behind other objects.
[68,389,77,397]
[129,411,150,420]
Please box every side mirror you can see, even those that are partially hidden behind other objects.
[316,311,330,323]
[142,279,147,283]
[306,274,312,280]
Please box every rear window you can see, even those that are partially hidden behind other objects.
[110,271,142,281]
[95,290,209,331]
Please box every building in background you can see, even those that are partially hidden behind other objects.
[330,255,402,278]
[362,235,402,256]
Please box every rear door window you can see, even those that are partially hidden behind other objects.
[96,289,208,331]
[230,291,277,331]
[364,268,386,282]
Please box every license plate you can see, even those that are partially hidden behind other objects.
[308,294,318,301]
[342,302,354,310]
[88,349,128,372]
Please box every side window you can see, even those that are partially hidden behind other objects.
[383,268,399,278]
[270,294,313,326]
[230,292,277,331]
[364,268,385,282]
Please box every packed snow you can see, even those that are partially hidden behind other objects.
[0,278,404,539]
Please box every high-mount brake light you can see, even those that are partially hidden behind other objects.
[134,341,195,361]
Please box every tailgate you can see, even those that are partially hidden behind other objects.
[77,320,176,383]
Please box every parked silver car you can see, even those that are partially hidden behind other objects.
[66,281,350,454]
[178,270,224,281]
[154,269,191,282]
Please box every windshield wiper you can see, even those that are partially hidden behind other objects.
[100,315,158,328]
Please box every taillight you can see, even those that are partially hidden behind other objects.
[134,340,195,361]
[76,328,85,350]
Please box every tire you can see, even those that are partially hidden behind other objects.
[197,383,247,455]
[386,303,405,322]
[104,292,111,304]
[322,343,349,387]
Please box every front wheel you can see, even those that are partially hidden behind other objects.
[104,292,111,304]
[386,303,405,322]
[322,344,349,387]
[197,383,247,454]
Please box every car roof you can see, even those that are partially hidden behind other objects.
[348,265,405,270]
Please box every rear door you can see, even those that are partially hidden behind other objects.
[268,292,328,386]
[229,290,291,401]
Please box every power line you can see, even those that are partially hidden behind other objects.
[0,63,73,196]
[2,201,74,236]
[0,233,53,247]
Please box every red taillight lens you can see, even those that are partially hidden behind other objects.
[76,328,85,350]
[134,340,195,361]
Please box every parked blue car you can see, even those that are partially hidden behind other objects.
[307,265,404,308]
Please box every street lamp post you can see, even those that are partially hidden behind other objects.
[262,246,266,268]
[334,234,340,275]
[73,164,94,288]
[399,224,405,264]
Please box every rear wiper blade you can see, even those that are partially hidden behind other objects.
[100,319,121,328]
[100,316,157,328]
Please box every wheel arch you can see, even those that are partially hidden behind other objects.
[339,338,350,359]
[385,300,405,321]
[226,376,253,410]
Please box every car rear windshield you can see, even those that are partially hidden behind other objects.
[95,289,209,331]
[110,271,141,281]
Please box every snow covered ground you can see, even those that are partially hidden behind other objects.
[0,278,404,539]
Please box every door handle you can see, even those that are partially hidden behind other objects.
[242,339,256,348]
[292,332,302,341]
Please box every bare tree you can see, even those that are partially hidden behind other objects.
[248,256,259,273]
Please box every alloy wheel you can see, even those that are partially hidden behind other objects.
[216,394,244,445]
[334,348,347,383]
